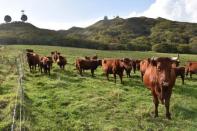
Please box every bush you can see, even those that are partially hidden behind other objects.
[189,43,197,54]
[127,43,151,51]
[108,43,126,50]
[177,44,191,53]
[152,43,178,53]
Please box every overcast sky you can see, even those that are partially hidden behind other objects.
[0,0,196,30]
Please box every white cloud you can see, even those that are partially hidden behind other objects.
[127,0,197,23]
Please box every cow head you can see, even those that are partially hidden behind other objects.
[95,59,102,67]
[122,58,132,69]
[42,57,51,69]
[51,51,60,62]
[151,57,173,86]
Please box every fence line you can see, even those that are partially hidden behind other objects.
[11,53,25,131]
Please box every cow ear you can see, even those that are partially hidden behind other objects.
[51,52,54,55]
[57,53,61,55]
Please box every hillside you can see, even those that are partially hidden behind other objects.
[64,17,197,53]
[0,17,197,53]
[0,22,60,45]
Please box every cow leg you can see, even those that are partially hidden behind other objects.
[118,73,123,84]
[126,71,130,78]
[113,73,116,83]
[48,69,50,75]
[181,75,185,85]
[79,69,83,76]
[190,72,192,78]
[40,67,43,73]
[29,65,31,72]
[165,91,172,120]
[128,70,131,78]
[106,73,109,81]
[91,69,94,77]
[141,72,144,82]
[152,92,159,118]
[165,99,171,120]
[133,67,136,74]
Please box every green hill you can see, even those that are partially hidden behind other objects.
[64,17,197,53]
[0,17,197,53]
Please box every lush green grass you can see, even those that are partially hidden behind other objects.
[0,45,197,130]
[0,46,20,130]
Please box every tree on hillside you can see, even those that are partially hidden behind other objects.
[21,10,28,22]
[4,15,12,23]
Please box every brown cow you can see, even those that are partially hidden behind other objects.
[132,59,141,74]
[47,56,53,69]
[26,52,40,72]
[143,57,176,119]
[57,56,67,70]
[76,58,102,77]
[122,58,133,78]
[102,59,125,84]
[40,57,51,75]
[140,58,150,81]
[185,62,197,78]
[170,59,185,84]
[51,51,60,62]
[174,67,185,85]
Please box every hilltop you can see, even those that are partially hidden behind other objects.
[0,17,197,53]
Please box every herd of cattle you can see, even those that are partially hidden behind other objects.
[25,49,197,119]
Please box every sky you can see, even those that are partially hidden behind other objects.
[0,0,196,30]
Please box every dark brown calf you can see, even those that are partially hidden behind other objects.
[132,59,141,74]
[57,56,67,70]
[40,57,51,75]
[76,58,101,77]
[174,67,185,85]
[122,58,133,78]
[26,52,40,72]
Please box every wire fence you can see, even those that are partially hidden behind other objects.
[11,52,26,131]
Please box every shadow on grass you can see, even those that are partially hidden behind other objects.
[173,105,196,120]
[175,84,197,99]
[185,77,197,83]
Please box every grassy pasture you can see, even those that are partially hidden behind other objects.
[0,45,197,130]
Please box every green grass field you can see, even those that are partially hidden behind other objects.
[0,45,197,131]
